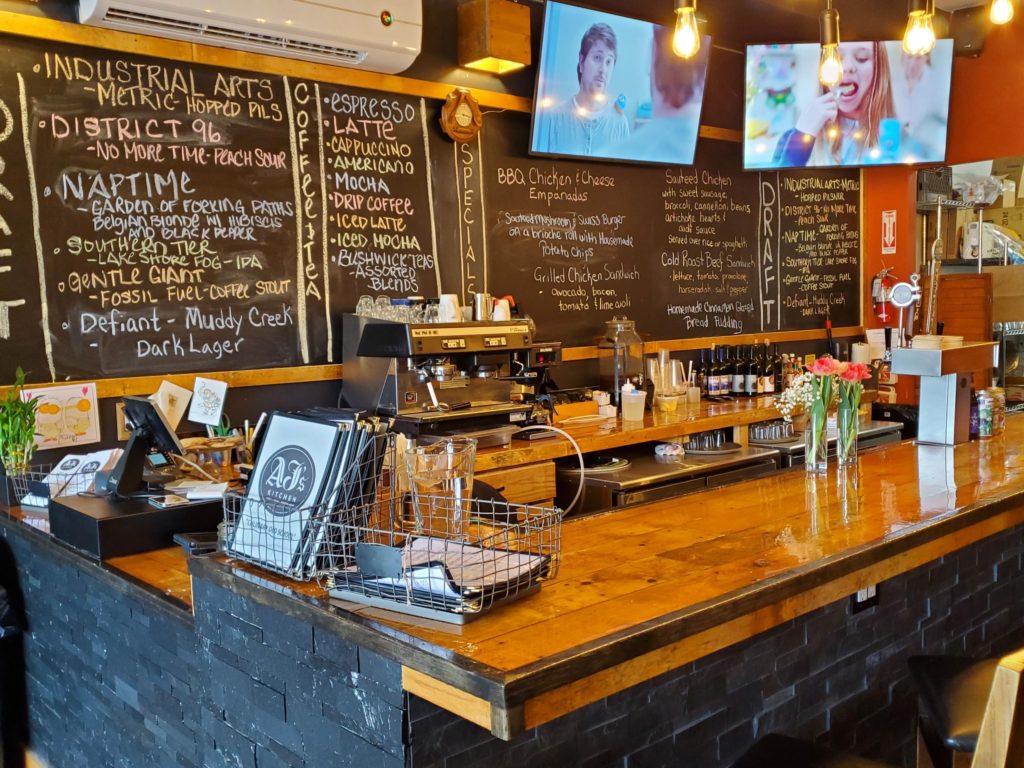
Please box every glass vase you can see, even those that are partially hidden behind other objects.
[836,407,859,467]
[803,409,828,475]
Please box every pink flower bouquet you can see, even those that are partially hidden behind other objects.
[837,362,872,465]
[803,357,841,474]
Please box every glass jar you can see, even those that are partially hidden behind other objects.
[804,408,828,474]
[598,316,644,407]
[836,407,858,467]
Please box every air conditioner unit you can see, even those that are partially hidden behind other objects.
[77,0,422,74]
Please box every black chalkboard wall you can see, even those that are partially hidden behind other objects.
[0,33,860,384]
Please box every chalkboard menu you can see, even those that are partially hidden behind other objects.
[480,114,861,345]
[0,32,861,384]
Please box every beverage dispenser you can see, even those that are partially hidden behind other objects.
[598,316,644,406]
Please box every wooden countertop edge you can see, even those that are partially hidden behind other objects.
[510,497,1024,730]
[7,466,1021,740]
[406,492,1024,738]
[8,480,1021,741]
[474,393,880,471]
[190,480,1024,740]
[0,510,195,620]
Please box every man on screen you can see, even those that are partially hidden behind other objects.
[604,26,708,164]
[538,22,629,156]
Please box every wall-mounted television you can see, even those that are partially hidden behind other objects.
[743,40,953,170]
[530,1,710,166]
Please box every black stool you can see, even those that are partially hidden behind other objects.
[731,734,892,768]
[732,649,1024,768]
[906,655,998,767]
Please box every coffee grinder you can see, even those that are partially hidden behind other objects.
[508,342,562,425]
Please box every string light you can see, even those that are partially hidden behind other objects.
[819,0,843,87]
[991,0,1015,24]
[903,0,937,55]
[673,0,701,59]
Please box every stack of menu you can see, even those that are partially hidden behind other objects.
[227,411,387,578]
[19,449,122,508]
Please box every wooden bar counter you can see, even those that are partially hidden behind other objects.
[186,417,1024,740]
[5,412,1024,767]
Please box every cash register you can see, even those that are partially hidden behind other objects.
[47,396,222,560]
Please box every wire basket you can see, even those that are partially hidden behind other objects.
[917,166,953,205]
[325,493,561,623]
[222,427,396,581]
[8,460,106,507]
[222,429,562,621]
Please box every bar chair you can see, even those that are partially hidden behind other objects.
[907,654,999,768]
[731,648,1024,768]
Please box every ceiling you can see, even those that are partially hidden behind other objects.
[579,0,978,47]
[935,0,986,9]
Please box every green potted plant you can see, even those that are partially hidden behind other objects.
[0,367,40,506]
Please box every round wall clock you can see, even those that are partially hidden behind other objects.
[440,88,483,143]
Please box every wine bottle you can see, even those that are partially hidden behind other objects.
[718,345,729,396]
[706,344,717,396]
[731,346,745,396]
[762,342,776,394]
[744,344,759,396]
[697,348,708,397]
[757,343,767,393]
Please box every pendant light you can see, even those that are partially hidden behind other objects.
[903,0,937,55]
[673,0,701,59]
[991,0,1015,24]
[818,0,843,88]
[458,0,532,74]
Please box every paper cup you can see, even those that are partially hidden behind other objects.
[438,294,461,323]
[492,298,511,321]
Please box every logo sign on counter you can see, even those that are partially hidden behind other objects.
[882,210,897,255]
[259,446,315,514]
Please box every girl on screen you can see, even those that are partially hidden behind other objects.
[773,42,902,167]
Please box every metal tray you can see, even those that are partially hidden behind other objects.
[683,442,743,455]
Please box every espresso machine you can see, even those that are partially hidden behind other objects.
[342,314,535,443]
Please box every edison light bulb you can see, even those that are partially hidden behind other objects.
[673,7,701,59]
[991,0,1014,24]
[903,12,937,55]
[819,45,843,87]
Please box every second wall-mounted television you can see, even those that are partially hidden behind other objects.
[530,1,711,166]
[744,40,954,170]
